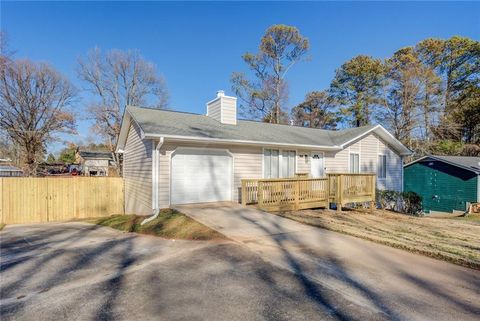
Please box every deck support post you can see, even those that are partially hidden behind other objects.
[241,180,246,206]
[336,174,343,212]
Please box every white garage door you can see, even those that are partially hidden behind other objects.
[171,149,232,204]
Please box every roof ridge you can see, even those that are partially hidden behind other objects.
[128,105,206,117]
[127,105,377,134]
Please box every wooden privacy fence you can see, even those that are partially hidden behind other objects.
[241,173,376,212]
[0,177,124,224]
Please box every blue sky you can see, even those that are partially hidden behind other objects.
[2,1,479,154]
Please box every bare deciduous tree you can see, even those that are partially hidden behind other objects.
[0,59,76,175]
[77,48,169,168]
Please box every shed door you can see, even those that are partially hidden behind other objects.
[171,149,232,204]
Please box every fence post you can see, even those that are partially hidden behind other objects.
[258,181,264,209]
[295,180,300,210]
[337,174,343,212]
[241,180,247,205]
[326,176,330,208]
[370,174,376,212]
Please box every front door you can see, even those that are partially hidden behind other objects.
[310,152,324,178]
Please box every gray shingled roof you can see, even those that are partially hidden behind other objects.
[0,165,23,172]
[127,106,377,147]
[79,151,113,160]
[427,155,480,174]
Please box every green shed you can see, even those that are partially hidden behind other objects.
[404,156,480,214]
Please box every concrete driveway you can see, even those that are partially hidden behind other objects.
[1,222,389,321]
[175,202,480,321]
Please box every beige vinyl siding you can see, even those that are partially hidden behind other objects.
[157,142,262,208]
[221,97,237,125]
[207,99,221,122]
[378,138,402,191]
[323,133,403,191]
[325,149,349,173]
[206,96,237,125]
[349,140,361,153]
[296,150,311,174]
[123,122,152,215]
[360,134,378,173]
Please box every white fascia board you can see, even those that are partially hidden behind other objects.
[116,107,146,152]
[115,111,131,152]
[143,133,343,151]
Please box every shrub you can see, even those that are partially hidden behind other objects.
[376,189,400,210]
[401,191,423,215]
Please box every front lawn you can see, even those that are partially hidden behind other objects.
[276,209,480,270]
[88,209,226,240]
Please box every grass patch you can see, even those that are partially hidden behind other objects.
[0,223,5,231]
[453,214,480,224]
[88,209,225,241]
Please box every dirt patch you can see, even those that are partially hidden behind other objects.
[86,209,226,241]
[276,209,480,270]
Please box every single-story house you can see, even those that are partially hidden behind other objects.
[404,155,480,214]
[116,91,411,215]
[76,151,114,176]
[0,165,23,177]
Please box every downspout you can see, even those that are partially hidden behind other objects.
[142,137,164,225]
[401,155,404,192]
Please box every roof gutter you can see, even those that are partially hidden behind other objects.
[143,133,343,151]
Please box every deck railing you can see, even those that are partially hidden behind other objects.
[241,173,375,211]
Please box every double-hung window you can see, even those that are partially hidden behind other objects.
[349,153,360,173]
[378,155,387,179]
[264,149,296,178]
[281,150,296,178]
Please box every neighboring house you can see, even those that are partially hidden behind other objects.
[404,155,480,214]
[0,165,23,177]
[116,91,411,215]
[76,151,114,176]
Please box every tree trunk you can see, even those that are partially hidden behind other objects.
[25,144,38,177]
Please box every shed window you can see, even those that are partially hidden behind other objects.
[378,155,387,179]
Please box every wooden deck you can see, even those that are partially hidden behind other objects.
[241,173,376,212]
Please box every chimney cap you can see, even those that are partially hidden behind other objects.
[216,90,225,97]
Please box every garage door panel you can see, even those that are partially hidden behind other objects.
[171,149,232,204]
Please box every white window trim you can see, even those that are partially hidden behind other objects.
[348,151,361,174]
[378,153,387,180]
[262,148,297,178]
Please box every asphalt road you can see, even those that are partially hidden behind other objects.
[0,223,388,321]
